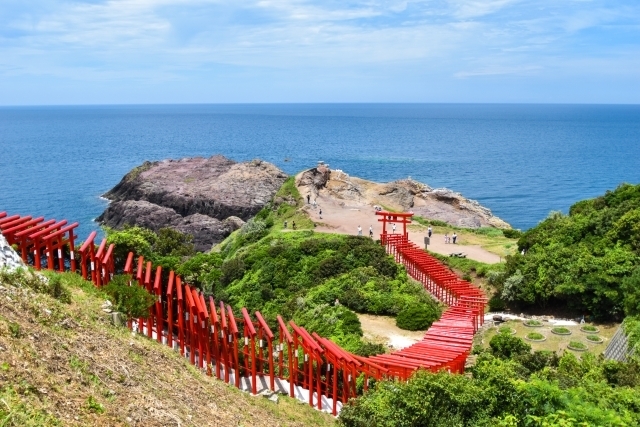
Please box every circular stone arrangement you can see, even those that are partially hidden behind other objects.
[523,319,543,327]
[567,341,588,351]
[580,325,600,333]
[498,326,517,335]
[551,327,572,336]
[585,335,604,344]
[525,332,546,342]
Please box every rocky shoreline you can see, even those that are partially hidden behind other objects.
[98,156,510,252]
[297,164,510,229]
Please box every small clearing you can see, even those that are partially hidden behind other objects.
[357,314,426,351]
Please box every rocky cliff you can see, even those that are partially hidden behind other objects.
[297,166,511,229]
[98,156,288,251]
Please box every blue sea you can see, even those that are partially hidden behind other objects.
[1,104,639,240]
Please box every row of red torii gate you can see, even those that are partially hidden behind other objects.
[0,209,486,416]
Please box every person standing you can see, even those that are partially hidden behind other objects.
[428,226,432,238]
[292,221,296,230]
[444,233,449,244]
[307,194,310,204]
[452,233,457,244]
[369,225,373,238]
[392,223,397,234]
[357,225,362,236]
[319,208,323,219]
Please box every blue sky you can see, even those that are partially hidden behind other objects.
[1,0,639,104]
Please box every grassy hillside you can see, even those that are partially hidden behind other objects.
[0,268,335,427]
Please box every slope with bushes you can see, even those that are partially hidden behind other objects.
[0,268,335,427]
[492,183,640,319]
[339,330,640,427]
[216,232,441,354]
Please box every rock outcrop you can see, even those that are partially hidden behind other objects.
[297,167,510,229]
[0,232,24,270]
[98,156,287,251]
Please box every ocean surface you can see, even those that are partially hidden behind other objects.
[1,104,639,240]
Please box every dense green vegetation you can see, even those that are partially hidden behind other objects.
[105,225,441,354]
[339,331,640,427]
[217,232,441,353]
[103,176,442,356]
[491,183,640,319]
[103,274,156,320]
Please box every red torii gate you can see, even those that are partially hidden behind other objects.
[375,210,413,241]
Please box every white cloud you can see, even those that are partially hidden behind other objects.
[454,65,542,78]
[0,0,639,102]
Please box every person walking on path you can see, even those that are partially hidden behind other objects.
[369,225,373,238]
[312,199,317,209]
[452,233,457,244]
[319,208,322,219]
[292,221,296,230]
[357,225,362,236]
[428,226,432,238]
[392,223,397,234]
[307,194,310,204]
[444,233,449,244]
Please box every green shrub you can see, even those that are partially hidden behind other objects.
[523,319,542,327]
[581,325,598,332]
[568,341,587,350]
[154,227,196,257]
[239,219,269,243]
[353,341,386,357]
[502,229,523,239]
[103,275,156,320]
[526,332,544,340]
[489,295,507,311]
[516,350,559,373]
[7,321,22,338]
[46,274,72,304]
[176,252,222,294]
[498,326,514,334]
[602,359,640,387]
[220,257,245,286]
[586,335,602,342]
[396,303,438,331]
[490,333,531,359]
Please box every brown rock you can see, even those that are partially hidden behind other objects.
[297,168,511,229]
[98,156,286,250]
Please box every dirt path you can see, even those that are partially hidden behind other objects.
[357,314,426,350]
[307,191,501,264]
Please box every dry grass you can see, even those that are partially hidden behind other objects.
[0,271,335,427]
[474,319,620,356]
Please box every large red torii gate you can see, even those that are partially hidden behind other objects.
[375,210,413,241]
